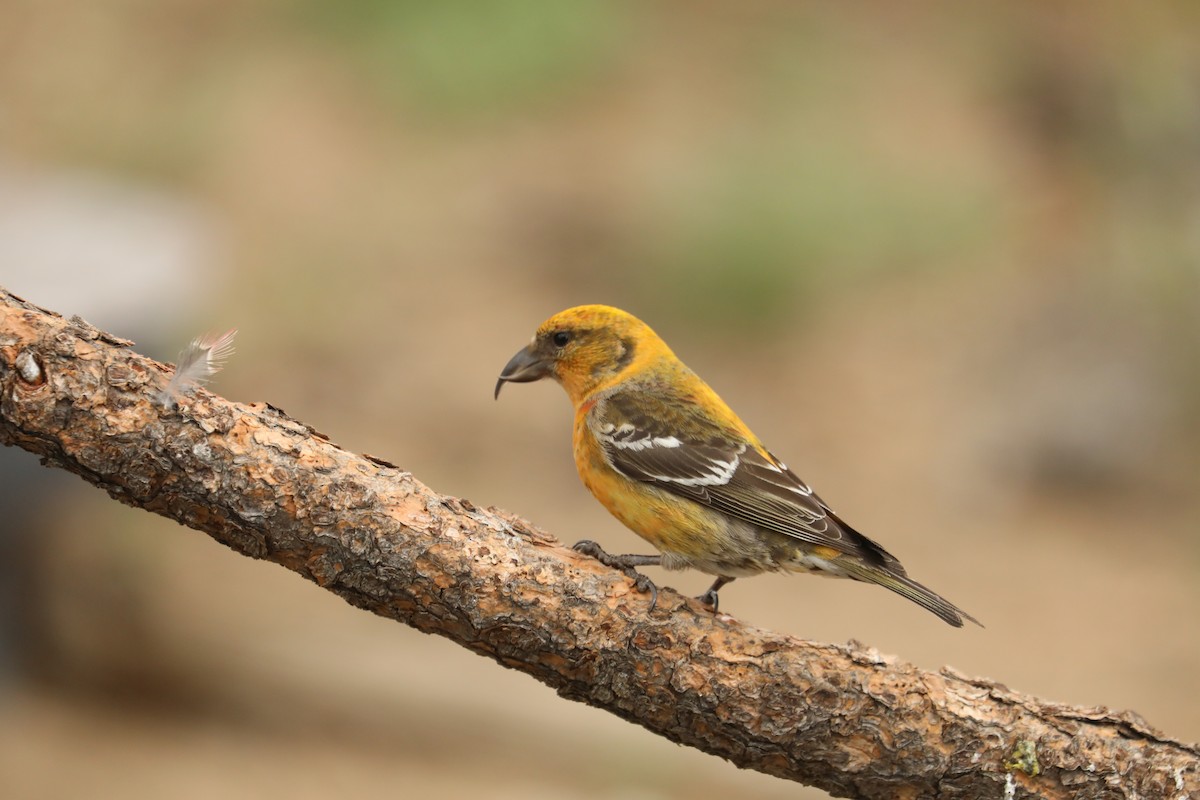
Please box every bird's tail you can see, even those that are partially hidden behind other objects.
[840,561,982,628]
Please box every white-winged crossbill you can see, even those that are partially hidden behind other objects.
[495,304,978,627]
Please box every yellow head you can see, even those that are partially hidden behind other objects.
[494,305,673,406]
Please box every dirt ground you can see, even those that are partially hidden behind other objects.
[1,3,1197,798]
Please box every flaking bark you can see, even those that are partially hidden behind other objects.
[0,286,1195,800]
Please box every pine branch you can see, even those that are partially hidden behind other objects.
[0,286,1194,800]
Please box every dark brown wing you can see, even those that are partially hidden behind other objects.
[592,390,896,569]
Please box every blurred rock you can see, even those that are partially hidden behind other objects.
[0,157,224,687]
[0,159,218,335]
[962,278,1175,498]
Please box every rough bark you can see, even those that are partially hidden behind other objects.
[0,286,1195,800]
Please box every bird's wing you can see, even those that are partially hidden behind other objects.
[592,389,896,568]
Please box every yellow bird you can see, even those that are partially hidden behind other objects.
[495,304,979,627]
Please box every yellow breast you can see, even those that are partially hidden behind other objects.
[572,407,723,560]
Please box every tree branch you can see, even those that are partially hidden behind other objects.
[0,286,1194,800]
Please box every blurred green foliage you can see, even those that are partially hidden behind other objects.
[5,1,1195,350]
[292,0,625,119]
[634,144,1004,331]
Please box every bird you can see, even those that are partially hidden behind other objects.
[494,304,979,627]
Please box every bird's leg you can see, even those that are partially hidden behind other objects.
[697,576,734,613]
[572,540,661,611]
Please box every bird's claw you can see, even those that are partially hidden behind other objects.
[572,539,605,559]
[697,588,719,613]
[572,539,660,611]
[633,573,658,612]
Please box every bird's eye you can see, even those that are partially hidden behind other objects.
[552,331,571,348]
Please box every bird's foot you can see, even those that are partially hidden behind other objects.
[696,576,734,614]
[572,540,662,611]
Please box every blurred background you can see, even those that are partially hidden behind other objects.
[1,2,1198,798]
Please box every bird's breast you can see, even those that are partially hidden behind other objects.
[572,411,768,569]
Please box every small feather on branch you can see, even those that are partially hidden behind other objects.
[158,329,237,409]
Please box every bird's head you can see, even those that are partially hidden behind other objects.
[495,305,667,405]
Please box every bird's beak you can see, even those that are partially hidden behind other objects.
[494,344,552,399]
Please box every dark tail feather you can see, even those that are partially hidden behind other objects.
[841,562,982,628]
